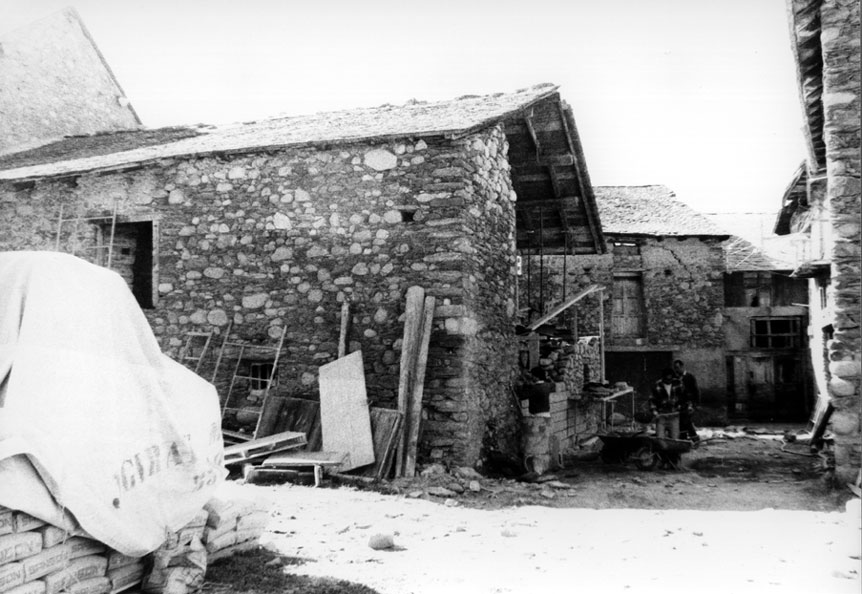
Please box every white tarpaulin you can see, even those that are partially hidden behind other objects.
[0,251,225,556]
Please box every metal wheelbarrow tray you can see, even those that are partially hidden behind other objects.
[598,431,693,470]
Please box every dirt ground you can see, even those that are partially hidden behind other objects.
[202,425,861,594]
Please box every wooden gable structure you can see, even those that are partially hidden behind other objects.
[503,97,605,256]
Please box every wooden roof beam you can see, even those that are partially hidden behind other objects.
[523,112,542,163]
[516,172,576,182]
[516,196,579,209]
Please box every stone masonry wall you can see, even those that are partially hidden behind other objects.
[521,237,726,347]
[0,125,520,468]
[547,337,604,448]
[520,237,726,405]
[820,0,861,483]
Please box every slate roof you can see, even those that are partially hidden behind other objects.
[593,185,727,237]
[0,7,141,154]
[0,84,560,181]
[723,236,794,271]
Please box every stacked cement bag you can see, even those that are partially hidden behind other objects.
[0,506,142,594]
[201,498,269,562]
[140,510,208,594]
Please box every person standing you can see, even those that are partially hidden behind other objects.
[649,368,683,439]
[673,359,700,443]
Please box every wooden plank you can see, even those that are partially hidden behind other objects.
[256,395,285,438]
[273,397,322,450]
[359,408,404,479]
[395,286,426,474]
[223,430,307,454]
[338,301,350,358]
[318,350,375,471]
[528,284,602,331]
[261,451,347,467]
[402,295,436,477]
[516,196,580,209]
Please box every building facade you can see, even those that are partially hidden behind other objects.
[521,186,730,421]
[722,236,811,421]
[0,85,604,470]
[778,0,860,483]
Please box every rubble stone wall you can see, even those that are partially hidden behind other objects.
[820,0,861,482]
[0,125,520,468]
[520,237,727,403]
[521,237,726,345]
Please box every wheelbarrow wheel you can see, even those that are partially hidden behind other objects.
[635,446,658,471]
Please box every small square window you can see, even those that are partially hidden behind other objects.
[248,362,275,391]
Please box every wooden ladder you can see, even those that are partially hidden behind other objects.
[178,330,215,374]
[213,326,287,443]
[55,201,119,268]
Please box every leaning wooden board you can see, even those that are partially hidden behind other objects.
[395,286,425,475]
[318,351,375,471]
[359,407,404,480]
[402,295,435,477]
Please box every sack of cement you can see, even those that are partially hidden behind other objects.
[202,497,269,561]
[0,252,226,556]
[43,554,108,594]
[0,504,123,594]
[106,560,145,593]
[141,510,208,594]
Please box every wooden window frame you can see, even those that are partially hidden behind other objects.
[750,316,802,349]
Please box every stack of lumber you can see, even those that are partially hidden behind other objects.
[201,498,269,562]
[0,505,142,594]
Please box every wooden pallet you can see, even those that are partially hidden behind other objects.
[223,430,307,465]
[248,451,348,487]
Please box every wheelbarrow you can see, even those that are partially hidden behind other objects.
[598,431,693,470]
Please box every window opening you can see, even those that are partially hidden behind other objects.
[248,361,275,391]
[750,317,802,349]
[100,220,155,309]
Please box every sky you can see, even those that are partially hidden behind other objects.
[1,0,808,217]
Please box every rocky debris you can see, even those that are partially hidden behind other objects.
[452,466,483,480]
[445,482,465,494]
[368,533,395,550]
[419,464,447,477]
[427,486,457,498]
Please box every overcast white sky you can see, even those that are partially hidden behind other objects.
[1,0,807,216]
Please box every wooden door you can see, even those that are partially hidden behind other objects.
[612,276,645,338]
[747,356,776,420]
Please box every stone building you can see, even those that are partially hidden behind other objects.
[722,236,811,421]
[0,7,140,154]
[521,185,730,419]
[777,0,860,484]
[0,84,605,469]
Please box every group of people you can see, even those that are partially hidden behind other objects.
[648,359,700,443]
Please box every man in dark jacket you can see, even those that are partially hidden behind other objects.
[650,368,683,439]
[673,359,700,443]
